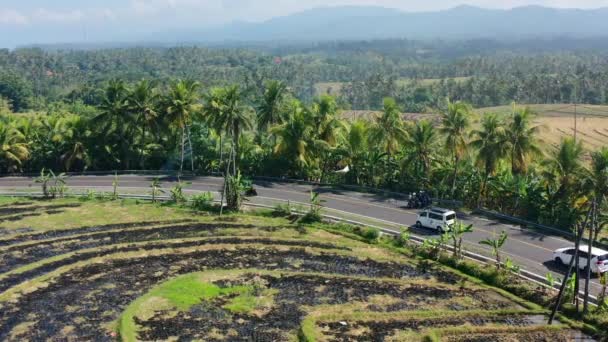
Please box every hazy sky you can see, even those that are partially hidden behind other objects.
[2,1,608,28]
[1,1,608,47]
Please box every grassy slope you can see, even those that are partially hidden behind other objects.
[0,197,599,341]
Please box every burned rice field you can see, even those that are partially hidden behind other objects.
[0,198,596,341]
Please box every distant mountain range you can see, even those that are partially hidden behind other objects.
[15,5,608,49]
[164,5,608,43]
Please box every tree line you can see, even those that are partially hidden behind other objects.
[1,78,607,233]
[2,42,608,113]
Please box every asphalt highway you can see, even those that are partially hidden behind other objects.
[0,174,602,296]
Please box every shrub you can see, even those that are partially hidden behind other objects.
[191,192,214,211]
[360,227,380,242]
[272,203,292,217]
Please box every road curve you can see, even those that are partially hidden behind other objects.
[0,174,602,296]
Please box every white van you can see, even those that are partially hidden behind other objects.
[415,207,456,233]
[553,245,608,274]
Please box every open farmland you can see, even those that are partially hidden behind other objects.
[342,104,608,153]
[0,197,594,341]
[314,77,472,96]
[476,104,608,151]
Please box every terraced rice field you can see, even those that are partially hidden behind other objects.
[0,198,594,341]
[477,104,608,152]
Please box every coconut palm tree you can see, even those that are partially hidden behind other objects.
[0,120,29,172]
[338,120,369,185]
[440,100,471,199]
[163,79,201,172]
[582,147,608,312]
[270,100,317,174]
[128,80,159,169]
[257,80,287,131]
[370,98,407,159]
[471,114,508,205]
[214,85,253,171]
[506,107,542,175]
[544,138,585,211]
[93,79,135,169]
[403,120,437,187]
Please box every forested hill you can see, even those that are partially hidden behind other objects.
[167,5,608,42]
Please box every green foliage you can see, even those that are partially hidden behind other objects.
[190,192,214,211]
[393,228,411,248]
[449,221,473,260]
[149,177,164,203]
[479,231,508,269]
[299,191,325,224]
[169,181,189,205]
[225,171,247,211]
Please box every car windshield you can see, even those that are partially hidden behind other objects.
[445,214,456,221]
[598,254,608,261]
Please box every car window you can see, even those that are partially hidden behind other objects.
[564,249,575,255]
[597,254,608,261]
[445,214,455,221]
[578,251,589,259]
[429,213,442,220]
[420,212,427,218]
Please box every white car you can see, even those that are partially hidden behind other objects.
[553,246,608,274]
[415,207,456,233]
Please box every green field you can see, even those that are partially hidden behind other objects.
[314,77,472,96]
[0,197,595,341]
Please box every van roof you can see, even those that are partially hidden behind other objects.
[430,207,454,214]
[573,245,608,256]
[560,245,608,256]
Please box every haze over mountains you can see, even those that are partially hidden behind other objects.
[8,5,608,48]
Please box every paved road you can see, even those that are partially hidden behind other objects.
[0,174,602,296]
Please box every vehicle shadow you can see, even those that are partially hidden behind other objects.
[542,260,599,279]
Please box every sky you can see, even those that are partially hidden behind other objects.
[1,0,608,47]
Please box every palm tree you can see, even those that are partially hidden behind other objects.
[257,80,287,131]
[163,79,201,172]
[203,87,227,173]
[0,120,29,172]
[582,147,608,312]
[311,95,345,181]
[506,107,542,175]
[370,97,407,187]
[403,120,437,187]
[544,138,585,213]
[370,98,407,158]
[128,80,159,169]
[215,85,253,171]
[440,100,471,199]
[471,114,508,205]
[270,100,317,174]
[338,120,369,185]
[479,231,508,270]
[93,79,134,169]
[60,115,89,172]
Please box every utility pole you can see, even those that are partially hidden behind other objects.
[574,78,580,143]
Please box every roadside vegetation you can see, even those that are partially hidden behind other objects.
[0,196,603,341]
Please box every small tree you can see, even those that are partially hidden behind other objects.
[112,172,119,200]
[35,168,52,198]
[50,171,68,198]
[191,192,214,211]
[598,272,608,311]
[170,181,189,205]
[479,231,508,269]
[449,221,473,259]
[149,177,164,203]
[226,171,247,211]
[300,191,325,223]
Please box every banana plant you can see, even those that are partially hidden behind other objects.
[479,231,508,269]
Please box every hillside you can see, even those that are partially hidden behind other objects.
[196,5,608,42]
